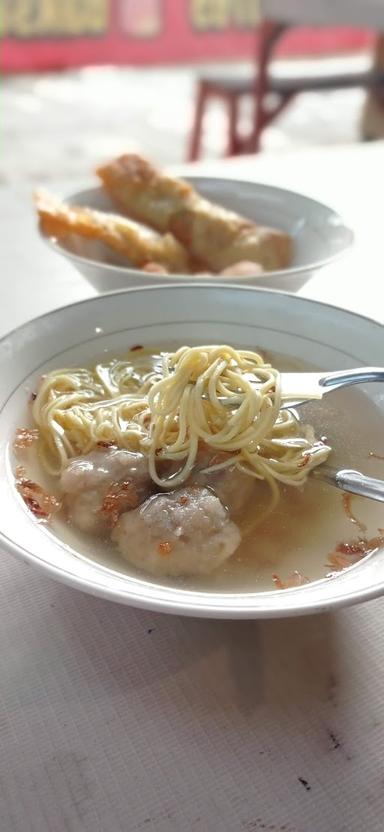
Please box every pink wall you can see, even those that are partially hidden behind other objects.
[2,0,373,72]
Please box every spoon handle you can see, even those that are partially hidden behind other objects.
[320,367,384,391]
[315,465,384,503]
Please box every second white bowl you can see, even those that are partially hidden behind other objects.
[43,176,353,293]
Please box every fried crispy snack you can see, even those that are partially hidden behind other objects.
[97,155,193,233]
[97,154,292,272]
[34,189,191,273]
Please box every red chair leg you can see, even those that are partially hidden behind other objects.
[226,93,240,156]
[187,81,207,162]
[258,91,295,135]
[249,20,289,153]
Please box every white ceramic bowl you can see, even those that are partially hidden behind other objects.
[44,177,353,293]
[1,285,383,619]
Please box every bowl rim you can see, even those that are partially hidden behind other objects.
[0,283,383,618]
[42,176,354,281]
[3,522,384,619]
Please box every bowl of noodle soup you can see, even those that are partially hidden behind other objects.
[1,284,384,618]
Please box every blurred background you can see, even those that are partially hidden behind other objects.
[2,0,384,183]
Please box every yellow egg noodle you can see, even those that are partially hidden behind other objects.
[32,345,330,509]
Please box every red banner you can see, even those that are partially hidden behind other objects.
[2,0,372,72]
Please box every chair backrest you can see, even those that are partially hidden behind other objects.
[260,0,384,28]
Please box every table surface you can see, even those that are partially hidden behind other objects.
[1,142,384,832]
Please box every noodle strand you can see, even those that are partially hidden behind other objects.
[32,345,331,495]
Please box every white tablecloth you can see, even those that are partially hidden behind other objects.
[1,143,384,832]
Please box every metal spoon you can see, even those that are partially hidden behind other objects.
[199,366,384,502]
[314,465,384,503]
[280,367,384,409]
[204,367,384,407]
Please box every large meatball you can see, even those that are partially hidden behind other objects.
[189,449,255,515]
[112,486,241,577]
[61,447,149,493]
[60,447,151,535]
[66,489,106,535]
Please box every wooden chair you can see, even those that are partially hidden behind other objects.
[187,2,384,160]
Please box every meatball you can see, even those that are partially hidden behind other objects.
[61,447,151,535]
[112,486,241,577]
[66,488,106,535]
[220,260,264,277]
[61,447,149,494]
[190,449,255,515]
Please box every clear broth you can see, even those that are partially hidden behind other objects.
[18,347,384,593]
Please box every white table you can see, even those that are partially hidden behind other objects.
[1,143,384,832]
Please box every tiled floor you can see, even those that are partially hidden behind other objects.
[2,53,372,183]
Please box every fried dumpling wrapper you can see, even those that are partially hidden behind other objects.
[97,154,193,234]
[97,154,292,273]
[170,201,291,273]
[34,189,191,273]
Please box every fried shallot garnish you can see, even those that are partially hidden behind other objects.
[15,466,61,521]
[272,571,310,590]
[326,536,384,572]
[101,478,141,528]
[13,427,39,450]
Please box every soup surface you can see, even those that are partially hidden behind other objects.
[13,345,384,592]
